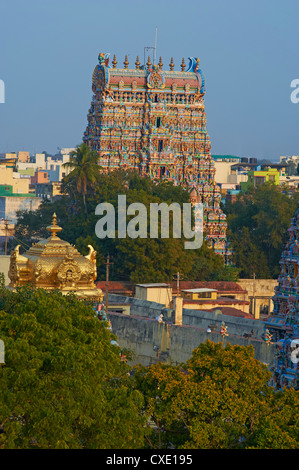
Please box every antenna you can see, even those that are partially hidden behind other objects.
[144,27,158,67]
[154,26,157,65]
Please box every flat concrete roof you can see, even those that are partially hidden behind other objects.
[136,283,171,288]
[182,288,217,293]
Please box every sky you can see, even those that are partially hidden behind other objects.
[0,0,298,160]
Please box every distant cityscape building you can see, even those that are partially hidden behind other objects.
[240,168,280,190]
[83,52,229,256]
[212,155,241,185]
[0,149,74,252]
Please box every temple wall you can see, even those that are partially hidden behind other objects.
[108,311,275,367]
[107,294,275,367]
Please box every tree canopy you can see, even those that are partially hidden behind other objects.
[133,340,299,449]
[0,287,298,449]
[0,286,146,449]
[62,143,101,214]
[13,166,236,283]
[225,183,299,278]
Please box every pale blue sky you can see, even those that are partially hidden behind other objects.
[0,0,298,160]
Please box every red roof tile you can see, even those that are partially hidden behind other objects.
[182,297,249,305]
[203,307,253,319]
[96,280,248,296]
[176,281,247,293]
[96,281,134,294]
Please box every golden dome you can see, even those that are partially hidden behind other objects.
[8,214,103,302]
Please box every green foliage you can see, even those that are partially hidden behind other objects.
[62,143,101,214]
[0,286,146,449]
[13,168,233,283]
[0,273,5,288]
[226,183,299,278]
[0,286,297,450]
[189,241,239,281]
[133,340,299,449]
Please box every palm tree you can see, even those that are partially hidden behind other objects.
[62,143,100,214]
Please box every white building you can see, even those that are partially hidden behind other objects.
[135,283,172,308]
[212,155,241,184]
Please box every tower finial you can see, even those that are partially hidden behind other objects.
[158,56,163,70]
[147,55,152,69]
[47,213,62,238]
[169,57,174,71]
[135,55,140,70]
[112,54,117,68]
[181,58,186,71]
[124,55,129,69]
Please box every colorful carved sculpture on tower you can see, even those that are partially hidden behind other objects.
[83,52,229,256]
[267,208,299,389]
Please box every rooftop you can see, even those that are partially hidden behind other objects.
[182,288,217,293]
[182,297,249,306]
[95,280,248,296]
[136,283,171,288]
[204,307,253,319]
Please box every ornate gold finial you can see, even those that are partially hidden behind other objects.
[112,54,117,68]
[181,58,186,71]
[135,55,140,70]
[158,56,163,70]
[169,57,174,71]
[146,55,152,69]
[124,55,129,69]
[46,213,62,238]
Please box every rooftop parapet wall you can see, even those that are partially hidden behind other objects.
[107,293,266,339]
[108,311,275,367]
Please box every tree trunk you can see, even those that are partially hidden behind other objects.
[83,192,88,215]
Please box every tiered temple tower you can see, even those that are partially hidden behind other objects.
[83,52,229,257]
[267,208,299,389]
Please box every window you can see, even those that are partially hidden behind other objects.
[197,292,212,299]
[156,117,161,128]
[158,140,163,152]
[255,176,265,185]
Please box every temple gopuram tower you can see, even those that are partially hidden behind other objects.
[83,52,228,256]
[266,208,299,389]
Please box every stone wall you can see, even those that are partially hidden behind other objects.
[107,294,275,368]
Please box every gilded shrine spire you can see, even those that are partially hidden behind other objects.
[8,215,103,301]
[46,213,62,238]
